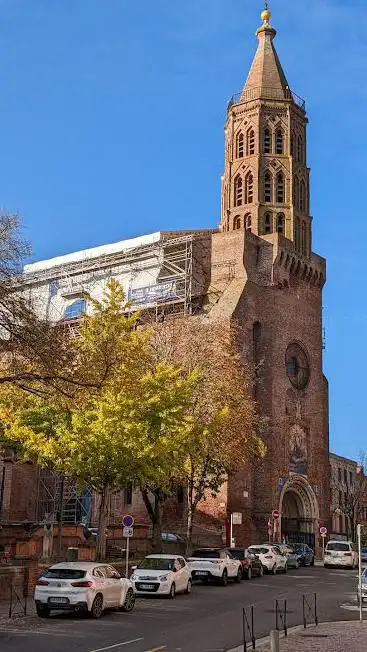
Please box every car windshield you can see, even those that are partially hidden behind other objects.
[43,569,86,580]
[191,550,221,559]
[326,542,350,552]
[363,568,367,579]
[248,547,269,555]
[228,549,246,560]
[138,558,174,571]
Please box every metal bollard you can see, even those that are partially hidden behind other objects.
[270,630,280,652]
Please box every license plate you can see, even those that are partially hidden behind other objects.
[140,584,155,590]
[49,597,69,604]
[196,571,208,576]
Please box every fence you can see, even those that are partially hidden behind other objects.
[0,566,29,618]
[242,593,318,651]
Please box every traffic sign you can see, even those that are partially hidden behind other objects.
[272,510,280,519]
[123,526,133,538]
[320,526,327,535]
[122,514,134,528]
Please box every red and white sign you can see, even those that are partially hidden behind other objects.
[319,526,327,535]
[272,510,280,519]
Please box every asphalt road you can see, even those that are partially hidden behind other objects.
[0,566,362,652]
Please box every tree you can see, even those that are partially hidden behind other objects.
[149,317,265,553]
[331,453,367,543]
[0,281,197,559]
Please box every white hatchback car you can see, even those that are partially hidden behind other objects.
[34,562,135,618]
[188,548,243,585]
[247,545,287,574]
[131,554,192,598]
[324,540,359,569]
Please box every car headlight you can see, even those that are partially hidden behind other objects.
[159,575,169,582]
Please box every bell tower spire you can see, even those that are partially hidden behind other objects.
[221,7,311,258]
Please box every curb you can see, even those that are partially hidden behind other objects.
[226,620,364,652]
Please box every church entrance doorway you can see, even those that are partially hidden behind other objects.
[279,476,319,550]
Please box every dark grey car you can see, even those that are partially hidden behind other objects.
[227,547,264,579]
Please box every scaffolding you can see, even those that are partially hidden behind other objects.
[36,468,92,526]
[22,233,207,318]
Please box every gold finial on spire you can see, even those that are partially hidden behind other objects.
[260,1,271,24]
[257,1,276,37]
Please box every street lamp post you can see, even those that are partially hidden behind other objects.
[357,524,363,623]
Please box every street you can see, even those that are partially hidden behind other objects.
[0,566,362,652]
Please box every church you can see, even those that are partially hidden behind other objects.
[0,7,330,554]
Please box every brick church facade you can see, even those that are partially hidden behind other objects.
[0,8,330,552]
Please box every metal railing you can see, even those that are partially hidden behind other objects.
[228,86,306,111]
[242,593,318,650]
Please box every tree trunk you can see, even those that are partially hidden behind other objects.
[96,485,110,561]
[141,487,164,553]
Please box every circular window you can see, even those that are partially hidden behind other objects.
[285,343,310,390]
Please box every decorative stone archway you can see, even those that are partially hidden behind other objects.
[278,475,319,546]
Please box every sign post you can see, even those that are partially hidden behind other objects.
[122,515,134,578]
[272,510,280,543]
[357,524,363,623]
[320,526,327,558]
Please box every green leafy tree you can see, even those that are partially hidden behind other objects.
[0,281,197,559]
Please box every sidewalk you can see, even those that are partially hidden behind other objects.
[230,621,367,652]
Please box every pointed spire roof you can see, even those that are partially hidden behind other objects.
[241,4,290,102]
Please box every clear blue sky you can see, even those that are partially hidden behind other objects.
[0,0,364,459]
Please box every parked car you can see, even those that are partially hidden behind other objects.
[227,547,264,579]
[361,547,367,564]
[357,567,367,603]
[34,562,135,619]
[130,554,191,598]
[292,543,315,567]
[324,540,358,569]
[161,532,185,543]
[188,548,243,585]
[274,544,300,569]
[247,545,287,575]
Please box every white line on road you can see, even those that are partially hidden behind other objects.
[88,638,143,652]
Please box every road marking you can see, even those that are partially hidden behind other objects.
[88,639,143,652]
[144,647,167,652]
[0,628,81,637]
[340,603,367,611]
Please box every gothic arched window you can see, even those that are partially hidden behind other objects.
[234,175,243,206]
[297,135,304,163]
[264,212,272,234]
[291,131,295,157]
[264,170,272,202]
[300,180,306,212]
[245,172,254,204]
[245,213,252,231]
[275,128,284,155]
[236,132,244,158]
[264,127,271,154]
[233,215,241,230]
[276,171,285,203]
[295,217,301,252]
[293,176,300,208]
[247,128,255,155]
[277,213,285,234]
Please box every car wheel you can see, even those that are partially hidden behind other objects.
[310,558,315,567]
[272,564,277,575]
[90,594,104,619]
[296,560,300,569]
[235,567,243,583]
[36,605,50,618]
[258,565,264,578]
[283,564,287,574]
[169,583,176,599]
[245,567,251,581]
[185,579,192,594]
[122,588,135,612]
[221,569,228,586]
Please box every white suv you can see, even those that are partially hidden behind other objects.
[247,545,287,574]
[188,548,242,585]
[34,562,135,618]
[324,540,358,569]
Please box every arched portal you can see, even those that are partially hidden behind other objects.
[279,476,319,548]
